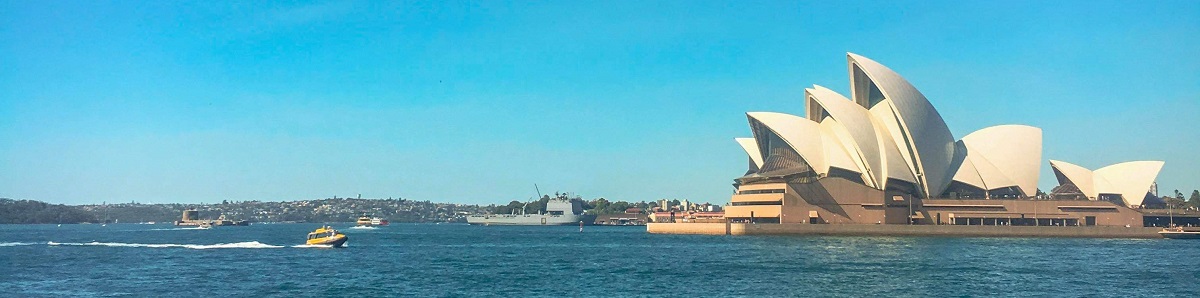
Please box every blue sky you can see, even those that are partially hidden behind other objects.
[1,1,1197,205]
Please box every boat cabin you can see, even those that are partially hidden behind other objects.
[307,227,339,239]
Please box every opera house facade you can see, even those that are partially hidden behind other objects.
[726,53,1163,227]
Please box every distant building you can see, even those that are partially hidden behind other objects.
[594,208,649,225]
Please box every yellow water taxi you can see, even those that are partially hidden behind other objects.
[306,226,348,247]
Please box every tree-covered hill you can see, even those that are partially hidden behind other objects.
[0,198,97,224]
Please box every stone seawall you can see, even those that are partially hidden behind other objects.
[648,223,1164,239]
[646,222,730,235]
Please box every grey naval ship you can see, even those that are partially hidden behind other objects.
[467,194,596,226]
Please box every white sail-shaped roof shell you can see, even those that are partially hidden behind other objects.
[819,119,865,178]
[805,85,915,189]
[1050,160,1097,197]
[1095,161,1164,206]
[959,125,1043,196]
[848,53,956,198]
[808,86,876,187]
[1050,160,1164,206]
[747,112,830,175]
[736,53,1061,200]
[967,150,1018,190]
[950,150,987,190]
[735,137,764,168]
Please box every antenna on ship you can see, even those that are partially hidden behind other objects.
[534,184,543,199]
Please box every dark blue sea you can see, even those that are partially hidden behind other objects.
[1,223,1198,297]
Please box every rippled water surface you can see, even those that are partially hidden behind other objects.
[2,223,1198,296]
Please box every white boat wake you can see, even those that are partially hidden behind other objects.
[292,242,348,248]
[0,242,41,247]
[146,227,208,231]
[348,226,378,230]
[292,244,333,248]
[47,241,283,249]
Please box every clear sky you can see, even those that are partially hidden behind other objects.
[2,1,1197,205]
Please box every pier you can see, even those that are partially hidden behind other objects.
[648,222,1165,239]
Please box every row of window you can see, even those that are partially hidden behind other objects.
[731,200,782,206]
[307,232,334,239]
[738,189,785,195]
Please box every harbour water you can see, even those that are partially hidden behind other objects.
[2,223,1198,296]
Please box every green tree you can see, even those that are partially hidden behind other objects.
[525,196,550,214]
[0,199,98,224]
[590,198,610,213]
[1189,190,1200,209]
[493,200,524,214]
[1165,196,1186,209]
[609,201,631,214]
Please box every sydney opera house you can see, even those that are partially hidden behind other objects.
[725,53,1164,227]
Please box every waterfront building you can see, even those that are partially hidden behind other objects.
[726,53,1162,227]
[649,211,724,223]
[594,210,649,226]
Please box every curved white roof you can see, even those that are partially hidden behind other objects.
[848,53,957,198]
[819,118,867,180]
[747,112,829,175]
[1095,161,1164,206]
[807,86,880,187]
[961,125,1043,195]
[1050,160,1097,197]
[877,116,918,185]
[806,85,917,189]
[966,148,1018,190]
[950,150,987,190]
[735,137,764,168]
[735,54,1066,200]
[1050,160,1164,206]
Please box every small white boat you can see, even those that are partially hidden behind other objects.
[1159,227,1200,239]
